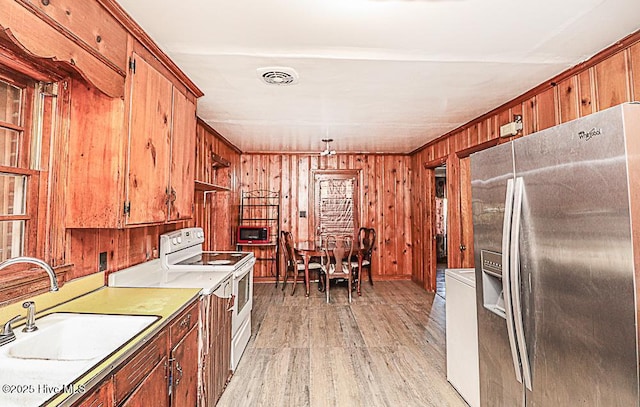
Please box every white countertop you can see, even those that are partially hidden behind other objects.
[108,259,233,295]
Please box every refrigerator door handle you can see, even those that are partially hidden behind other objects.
[510,176,533,391]
[501,178,523,384]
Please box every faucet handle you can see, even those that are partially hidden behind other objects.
[1,315,21,337]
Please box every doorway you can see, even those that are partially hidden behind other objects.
[434,165,447,297]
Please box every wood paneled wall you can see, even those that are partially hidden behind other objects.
[411,30,640,291]
[193,119,242,251]
[240,153,413,282]
[68,223,187,281]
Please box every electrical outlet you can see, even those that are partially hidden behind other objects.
[99,252,107,272]
[299,210,307,218]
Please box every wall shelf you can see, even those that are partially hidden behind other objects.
[195,180,230,192]
[211,152,230,168]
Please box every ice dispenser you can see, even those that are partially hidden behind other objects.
[481,250,506,318]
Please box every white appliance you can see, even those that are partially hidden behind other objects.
[445,268,479,407]
[108,227,255,372]
[158,228,255,371]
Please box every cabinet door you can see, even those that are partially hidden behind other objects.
[126,52,173,225]
[169,88,196,221]
[75,379,113,407]
[212,293,233,404]
[171,326,199,407]
[120,357,169,407]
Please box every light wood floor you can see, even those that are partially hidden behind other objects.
[216,278,467,407]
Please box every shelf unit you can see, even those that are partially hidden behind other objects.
[237,190,280,284]
[195,152,232,206]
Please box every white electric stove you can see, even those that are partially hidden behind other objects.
[108,227,255,374]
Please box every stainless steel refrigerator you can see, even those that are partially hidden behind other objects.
[470,102,640,406]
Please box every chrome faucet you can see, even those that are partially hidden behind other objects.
[0,256,59,291]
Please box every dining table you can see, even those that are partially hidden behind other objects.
[294,239,365,297]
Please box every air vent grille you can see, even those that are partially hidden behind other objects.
[257,67,299,85]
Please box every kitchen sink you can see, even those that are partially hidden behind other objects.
[0,312,158,407]
[6,312,158,361]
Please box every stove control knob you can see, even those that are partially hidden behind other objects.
[172,237,178,245]
[177,236,183,244]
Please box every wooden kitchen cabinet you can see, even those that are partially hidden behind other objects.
[114,328,169,404]
[119,356,170,407]
[205,291,233,405]
[169,87,197,221]
[76,379,113,407]
[2,0,202,229]
[66,48,198,228]
[72,301,200,407]
[170,326,199,406]
[126,51,174,225]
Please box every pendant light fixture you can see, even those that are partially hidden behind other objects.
[320,138,336,156]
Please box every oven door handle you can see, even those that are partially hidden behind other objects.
[227,294,235,312]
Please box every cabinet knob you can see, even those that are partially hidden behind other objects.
[179,314,191,329]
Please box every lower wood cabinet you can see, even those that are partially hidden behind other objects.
[206,292,233,406]
[170,326,199,406]
[75,379,113,407]
[119,356,169,407]
[73,301,199,407]
[114,330,169,404]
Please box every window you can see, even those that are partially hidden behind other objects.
[313,170,361,237]
[0,70,40,262]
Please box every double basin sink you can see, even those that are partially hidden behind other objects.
[0,312,158,406]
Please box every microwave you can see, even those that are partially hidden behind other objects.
[237,226,270,244]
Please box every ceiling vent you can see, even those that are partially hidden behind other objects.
[257,67,299,85]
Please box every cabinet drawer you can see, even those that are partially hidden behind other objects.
[114,329,169,404]
[170,302,199,345]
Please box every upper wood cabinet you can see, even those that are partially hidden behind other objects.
[66,46,198,228]
[1,0,201,228]
[125,51,197,225]
[126,52,173,225]
[169,87,197,221]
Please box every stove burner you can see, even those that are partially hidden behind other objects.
[231,253,243,257]
[208,260,232,265]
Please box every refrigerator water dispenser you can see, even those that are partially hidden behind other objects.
[480,250,506,318]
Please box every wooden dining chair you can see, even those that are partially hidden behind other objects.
[351,227,376,295]
[280,231,322,295]
[320,234,354,303]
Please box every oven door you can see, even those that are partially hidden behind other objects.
[232,261,253,336]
